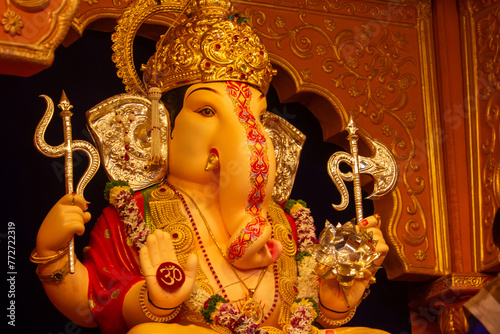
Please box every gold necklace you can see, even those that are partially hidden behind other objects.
[170,182,270,324]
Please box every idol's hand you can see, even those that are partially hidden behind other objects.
[319,214,388,315]
[139,230,198,310]
[36,193,91,256]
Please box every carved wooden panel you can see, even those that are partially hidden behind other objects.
[0,0,79,76]
[459,0,500,272]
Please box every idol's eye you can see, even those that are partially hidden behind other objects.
[195,107,215,117]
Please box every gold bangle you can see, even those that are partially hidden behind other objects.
[319,305,357,328]
[30,246,69,264]
[36,261,70,283]
[139,283,181,322]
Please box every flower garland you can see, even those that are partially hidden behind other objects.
[200,295,268,334]
[195,199,320,334]
[105,180,150,249]
[288,298,319,334]
[285,199,318,252]
[286,200,320,334]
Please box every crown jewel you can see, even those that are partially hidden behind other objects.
[143,0,275,94]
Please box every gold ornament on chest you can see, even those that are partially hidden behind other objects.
[147,181,298,325]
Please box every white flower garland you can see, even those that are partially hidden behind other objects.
[296,255,319,302]
[185,284,211,313]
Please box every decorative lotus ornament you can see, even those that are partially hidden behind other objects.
[307,220,380,287]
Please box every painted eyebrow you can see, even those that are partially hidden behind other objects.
[186,87,222,98]
[257,93,265,101]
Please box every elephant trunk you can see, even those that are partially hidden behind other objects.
[219,82,280,269]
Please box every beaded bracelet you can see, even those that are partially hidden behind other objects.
[139,283,181,322]
[319,305,357,328]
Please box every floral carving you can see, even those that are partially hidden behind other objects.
[348,85,360,98]
[275,15,286,28]
[300,68,311,81]
[415,249,427,262]
[2,10,23,36]
[324,18,335,31]
[405,110,417,127]
[382,124,395,137]
[316,43,327,56]
[375,86,386,99]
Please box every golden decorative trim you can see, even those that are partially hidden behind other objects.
[460,0,500,271]
[438,304,467,334]
[260,327,285,334]
[11,0,50,12]
[112,0,187,95]
[413,0,450,276]
[235,0,417,23]
[0,0,79,74]
[409,273,493,303]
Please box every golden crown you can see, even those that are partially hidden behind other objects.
[143,0,275,94]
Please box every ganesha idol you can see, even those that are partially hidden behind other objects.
[31,0,391,333]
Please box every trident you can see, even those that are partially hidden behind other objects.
[328,115,398,224]
[34,92,100,274]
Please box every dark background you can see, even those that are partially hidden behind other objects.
[0,30,411,333]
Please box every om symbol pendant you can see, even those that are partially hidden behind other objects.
[241,298,264,323]
[156,262,185,291]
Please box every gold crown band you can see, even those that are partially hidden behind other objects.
[143,0,275,95]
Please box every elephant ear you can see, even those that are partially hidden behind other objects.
[86,93,169,191]
[262,111,306,204]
